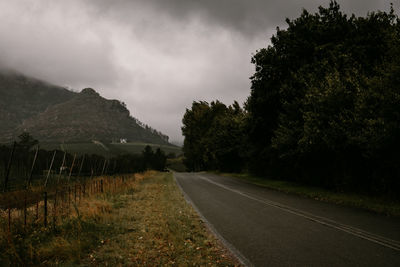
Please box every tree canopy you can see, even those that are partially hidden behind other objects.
[182,1,400,197]
[182,101,246,172]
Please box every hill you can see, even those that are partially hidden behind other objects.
[0,70,170,145]
[0,70,75,141]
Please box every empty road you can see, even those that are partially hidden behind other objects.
[174,172,400,267]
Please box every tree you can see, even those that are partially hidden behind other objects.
[182,101,246,172]
[245,0,400,195]
[153,148,167,171]
[17,132,38,151]
[181,101,212,171]
[142,145,154,170]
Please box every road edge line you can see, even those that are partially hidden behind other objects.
[199,174,400,252]
[173,172,253,267]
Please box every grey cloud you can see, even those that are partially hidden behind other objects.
[1,0,398,142]
[85,0,323,37]
[150,0,324,35]
[0,0,119,88]
[86,0,397,38]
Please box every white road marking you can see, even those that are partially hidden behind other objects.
[174,174,254,267]
[197,174,400,252]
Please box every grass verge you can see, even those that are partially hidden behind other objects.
[0,172,239,266]
[222,173,400,217]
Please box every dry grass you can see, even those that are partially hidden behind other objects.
[0,172,240,266]
[82,171,240,266]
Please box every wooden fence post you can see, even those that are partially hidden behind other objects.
[68,154,76,183]
[44,192,48,227]
[60,189,63,218]
[8,207,11,232]
[36,201,39,221]
[27,145,39,188]
[53,190,57,230]
[24,193,27,227]
[4,142,16,192]
[58,151,67,184]
[78,155,85,178]
[44,151,57,187]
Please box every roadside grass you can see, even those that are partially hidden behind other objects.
[0,172,239,266]
[82,171,239,266]
[222,173,400,217]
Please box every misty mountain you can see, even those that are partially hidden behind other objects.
[0,71,170,144]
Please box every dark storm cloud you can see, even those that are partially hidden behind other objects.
[1,0,398,142]
[150,0,324,35]
[86,0,398,38]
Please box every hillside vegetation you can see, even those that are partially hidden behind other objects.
[182,1,400,198]
[0,71,169,145]
[0,71,75,140]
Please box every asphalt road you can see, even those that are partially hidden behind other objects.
[174,172,400,267]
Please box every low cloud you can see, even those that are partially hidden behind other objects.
[0,0,397,142]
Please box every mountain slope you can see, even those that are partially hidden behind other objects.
[0,71,75,140]
[0,71,169,145]
[18,88,168,144]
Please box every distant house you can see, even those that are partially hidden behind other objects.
[120,138,127,144]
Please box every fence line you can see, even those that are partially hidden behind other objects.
[0,175,131,233]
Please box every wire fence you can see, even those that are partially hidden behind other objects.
[0,142,164,235]
[0,142,164,194]
[0,175,130,233]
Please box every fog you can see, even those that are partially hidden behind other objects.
[0,0,397,143]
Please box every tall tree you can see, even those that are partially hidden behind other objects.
[182,101,246,172]
[246,1,400,194]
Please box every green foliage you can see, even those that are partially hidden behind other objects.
[245,1,400,196]
[182,101,246,172]
[181,1,400,198]
[17,132,38,151]
[141,145,167,171]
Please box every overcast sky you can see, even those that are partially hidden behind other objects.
[0,0,398,143]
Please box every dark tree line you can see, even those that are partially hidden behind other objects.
[182,1,400,198]
[0,133,167,191]
[182,101,246,172]
[111,146,167,174]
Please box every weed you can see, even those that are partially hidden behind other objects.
[0,172,239,266]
